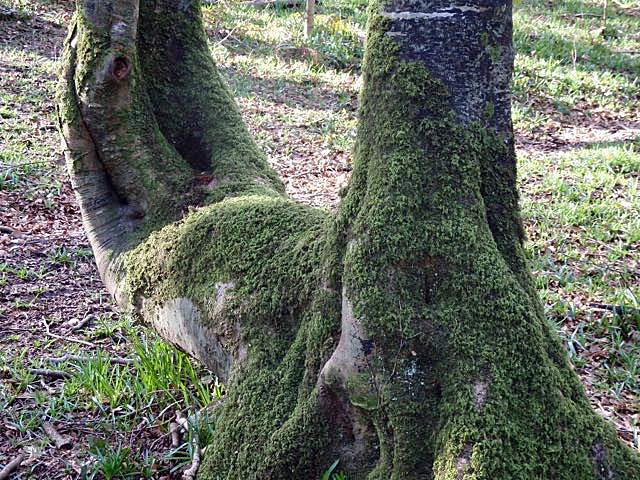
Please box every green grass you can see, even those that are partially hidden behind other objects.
[520,140,640,403]
[513,0,640,129]
[0,318,221,477]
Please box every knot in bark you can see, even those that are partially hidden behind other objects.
[111,55,132,82]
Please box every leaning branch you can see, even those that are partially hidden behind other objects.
[42,422,73,450]
[182,430,201,480]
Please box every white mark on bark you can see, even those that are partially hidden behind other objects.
[473,377,489,408]
[455,443,473,479]
[111,21,129,38]
[382,5,487,21]
[213,282,234,316]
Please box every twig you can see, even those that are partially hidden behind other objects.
[42,422,72,450]
[288,169,322,178]
[28,368,71,379]
[0,454,24,480]
[566,12,602,17]
[43,320,94,347]
[243,0,303,8]
[182,430,201,480]
[176,410,188,430]
[65,315,94,332]
[46,354,134,366]
[215,26,239,46]
[170,421,181,448]
[0,327,32,333]
[0,160,44,168]
[589,303,640,316]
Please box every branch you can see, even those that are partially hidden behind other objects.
[182,430,201,480]
[43,321,94,347]
[0,454,24,480]
[244,0,304,8]
[28,368,71,379]
[46,354,134,366]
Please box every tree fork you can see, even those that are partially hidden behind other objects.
[58,0,640,478]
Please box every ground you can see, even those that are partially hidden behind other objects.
[0,0,638,478]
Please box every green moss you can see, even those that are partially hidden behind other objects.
[346,372,380,411]
[483,101,494,121]
[137,0,284,199]
[57,15,80,129]
[330,1,640,478]
[488,44,502,63]
[125,195,345,478]
[126,195,327,315]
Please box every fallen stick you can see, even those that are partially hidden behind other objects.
[46,354,134,366]
[65,315,94,332]
[589,303,640,316]
[182,431,201,480]
[43,321,94,347]
[244,0,303,8]
[28,368,71,379]
[42,422,72,450]
[0,454,24,480]
[170,421,181,448]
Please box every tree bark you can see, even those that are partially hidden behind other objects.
[305,0,316,38]
[58,0,640,478]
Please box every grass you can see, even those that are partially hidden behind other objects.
[520,139,640,416]
[0,318,220,477]
[0,0,639,475]
[513,0,640,130]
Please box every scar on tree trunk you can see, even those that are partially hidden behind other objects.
[57,0,640,478]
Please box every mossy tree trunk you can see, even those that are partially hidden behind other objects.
[58,0,640,478]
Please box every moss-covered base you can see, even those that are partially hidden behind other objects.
[123,194,349,479]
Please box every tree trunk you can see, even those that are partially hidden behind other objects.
[305,0,316,38]
[57,0,640,478]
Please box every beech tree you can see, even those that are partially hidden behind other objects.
[58,0,640,478]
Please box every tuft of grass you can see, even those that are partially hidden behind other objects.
[87,440,137,480]
[48,246,75,267]
[0,314,222,477]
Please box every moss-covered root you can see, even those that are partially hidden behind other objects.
[123,194,354,478]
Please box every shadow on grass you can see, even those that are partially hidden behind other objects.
[211,25,363,72]
[515,0,640,83]
[0,11,66,61]
[218,64,358,112]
